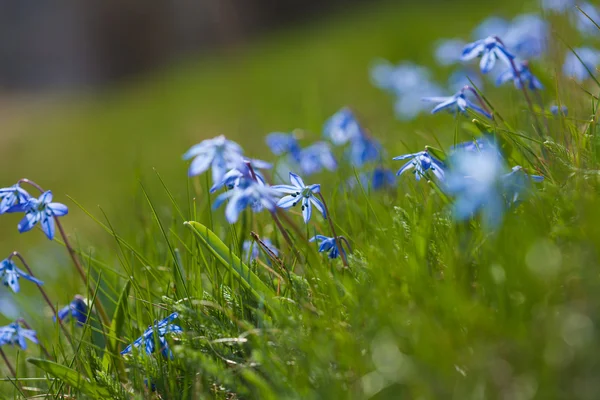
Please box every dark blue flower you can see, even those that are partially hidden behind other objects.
[462,36,515,74]
[266,132,301,156]
[496,61,543,90]
[295,142,337,176]
[213,179,279,224]
[183,135,244,183]
[121,312,182,359]
[0,322,38,349]
[14,191,68,240]
[0,184,30,214]
[347,135,382,167]
[243,239,278,262]
[323,108,363,145]
[550,105,568,116]
[55,295,88,326]
[0,258,43,293]
[394,151,445,181]
[563,47,600,82]
[273,172,325,223]
[309,235,346,259]
[422,88,492,119]
[369,167,397,190]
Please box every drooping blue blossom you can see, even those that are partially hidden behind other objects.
[210,158,270,193]
[368,167,397,190]
[266,132,301,156]
[496,61,543,90]
[504,14,548,59]
[323,107,363,145]
[448,69,484,92]
[542,0,575,12]
[347,134,382,167]
[54,295,88,326]
[12,191,68,240]
[563,47,600,81]
[243,239,279,262]
[576,2,600,36]
[550,105,568,116]
[370,60,432,95]
[394,151,445,181]
[0,322,38,349]
[445,140,508,228]
[422,87,492,119]
[434,39,467,66]
[309,235,346,259]
[393,81,445,120]
[183,135,244,183]
[213,179,280,224]
[0,258,43,293]
[502,166,544,205]
[121,312,182,359]
[472,16,509,39]
[273,172,325,223]
[0,184,30,214]
[462,36,516,74]
[295,142,338,176]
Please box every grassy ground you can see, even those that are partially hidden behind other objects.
[4,0,600,398]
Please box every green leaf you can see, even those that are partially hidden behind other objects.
[184,221,277,308]
[424,145,446,162]
[27,358,112,399]
[102,280,131,376]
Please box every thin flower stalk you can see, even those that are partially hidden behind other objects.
[317,193,348,268]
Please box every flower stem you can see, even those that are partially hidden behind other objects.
[0,347,17,378]
[16,319,51,359]
[17,179,111,330]
[464,86,493,119]
[317,193,348,268]
[8,252,74,347]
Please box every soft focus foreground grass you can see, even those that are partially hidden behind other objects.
[6,0,600,399]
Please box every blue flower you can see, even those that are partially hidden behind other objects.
[472,16,509,39]
[550,105,568,116]
[273,172,325,223]
[213,179,280,224]
[309,235,346,259]
[121,312,182,359]
[266,132,301,156]
[542,0,575,12]
[55,295,88,326]
[0,184,30,214]
[576,2,600,36]
[347,135,382,167]
[0,258,43,293]
[462,36,515,74]
[502,166,544,205]
[14,191,68,240]
[295,142,338,176]
[434,39,467,66]
[422,88,492,119]
[563,47,600,82]
[393,81,444,120]
[210,158,271,193]
[183,135,244,183]
[243,239,279,262]
[504,14,548,59]
[394,151,445,181]
[496,61,543,90]
[445,141,508,228]
[369,167,397,190]
[0,322,38,349]
[323,108,363,145]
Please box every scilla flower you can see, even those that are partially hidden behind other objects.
[423,87,492,119]
[295,142,338,176]
[496,61,543,91]
[0,184,30,214]
[13,191,68,240]
[243,239,278,262]
[394,151,445,181]
[0,322,38,349]
[550,105,568,116]
[309,235,346,259]
[563,47,600,82]
[434,39,467,66]
[213,179,279,224]
[121,312,182,358]
[183,135,244,183]
[210,158,270,193]
[502,166,544,205]
[273,172,325,223]
[0,258,43,293]
[266,132,301,156]
[55,295,88,326]
[576,3,600,36]
[461,36,515,74]
[323,108,363,145]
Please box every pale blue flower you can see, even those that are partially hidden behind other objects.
[55,295,88,326]
[309,235,346,259]
[371,60,432,95]
[576,2,600,36]
[472,16,509,39]
[15,191,68,240]
[0,184,30,214]
[364,167,397,190]
[462,36,516,74]
[347,135,382,167]
[214,179,279,224]
[422,88,492,119]
[563,47,600,81]
[323,108,362,145]
[504,14,549,58]
[394,151,445,181]
[273,172,325,223]
[0,322,38,349]
[183,135,244,183]
[496,61,543,90]
[502,166,544,205]
[266,132,300,156]
[434,39,467,66]
[243,239,278,262]
[209,158,271,193]
[295,142,337,176]
[550,105,568,116]
[542,0,575,12]
[121,312,182,359]
[0,258,43,293]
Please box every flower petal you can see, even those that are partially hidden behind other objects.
[289,172,305,188]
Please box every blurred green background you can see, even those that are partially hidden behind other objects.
[0,0,522,312]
